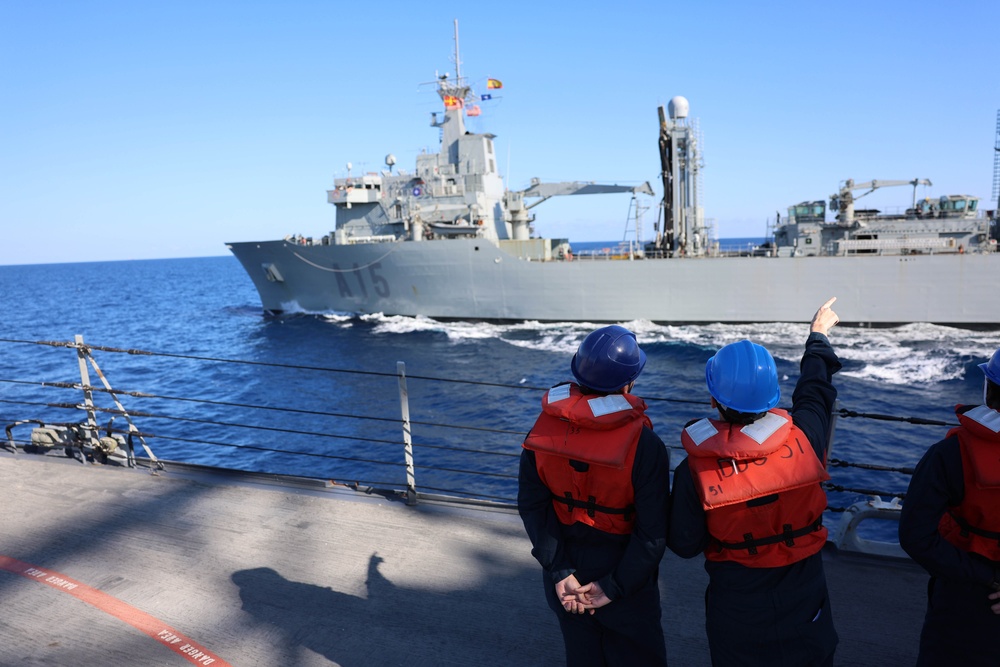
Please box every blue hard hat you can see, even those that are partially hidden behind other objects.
[705,339,780,413]
[571,325,647,393]
[980,348,1000,385]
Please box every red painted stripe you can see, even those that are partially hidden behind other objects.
[0,555,232,666]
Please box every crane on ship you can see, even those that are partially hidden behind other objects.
[830,178,932,224]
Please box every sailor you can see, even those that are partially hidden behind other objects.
[668,297,842,667]
[518,325,670,666]
[899,347,1000,666]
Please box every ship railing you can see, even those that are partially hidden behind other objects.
[714,242,774,257]
[344,234,397,245]
[570,250,618,260]
[836,237,955,255]
[571,245,642,261]
[0,336,943,548]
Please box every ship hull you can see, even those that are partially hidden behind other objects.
[228,239,1000,326]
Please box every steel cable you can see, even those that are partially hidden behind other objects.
[0,337,955,503]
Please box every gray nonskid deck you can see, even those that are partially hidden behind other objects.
[0,454,925,666]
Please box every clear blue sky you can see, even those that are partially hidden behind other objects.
[2,1,998,265]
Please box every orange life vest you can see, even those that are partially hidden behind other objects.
[523,383,652,535]
[681,409,830,567]
[937,405,1000,562]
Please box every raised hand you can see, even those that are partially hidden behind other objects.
[810,297,840,336]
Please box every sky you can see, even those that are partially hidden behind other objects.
[2,0,999,266]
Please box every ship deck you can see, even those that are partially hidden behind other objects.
[0,451,928,667]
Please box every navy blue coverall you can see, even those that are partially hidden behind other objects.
[899,410,1000,666]
[518,423,670,667]
[668,332,841,667]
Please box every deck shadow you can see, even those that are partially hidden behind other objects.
[232,552,564,666]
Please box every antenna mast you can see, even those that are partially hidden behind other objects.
[453,19,461,83]
[993,109,1000,214]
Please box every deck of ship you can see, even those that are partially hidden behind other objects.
[0,451,928,666]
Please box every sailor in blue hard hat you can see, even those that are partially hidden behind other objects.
[669,297,843,667]
[900,346,1000,664]
[570,324,647,393]
[980,347,1000,405]
[519,324,669,666]
[704,338,781,422]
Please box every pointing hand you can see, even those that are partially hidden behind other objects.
[810,297,840,336]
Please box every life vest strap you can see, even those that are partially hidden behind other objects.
[947,510,1000,545]
[714,517,823,554]
[556,492,635,521]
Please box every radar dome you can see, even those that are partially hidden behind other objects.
[668,96,689,120]
[385,154,396,167]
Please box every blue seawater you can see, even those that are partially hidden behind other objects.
[0,254,997,531]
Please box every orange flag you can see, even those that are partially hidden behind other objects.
[487,79,503,89]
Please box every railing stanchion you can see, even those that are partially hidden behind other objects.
[397,361,417,505]
[75,334,99,447]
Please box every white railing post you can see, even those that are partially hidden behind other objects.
[397,361,417,505]
[79,337,159,469]
[75,335,99,447]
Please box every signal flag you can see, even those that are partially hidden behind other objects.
[487,79,503,89]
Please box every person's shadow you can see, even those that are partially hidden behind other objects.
[232,551,561,666]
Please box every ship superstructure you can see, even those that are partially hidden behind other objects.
[228,23,999,326]
[321,21,649,264]
[776,180,990,258]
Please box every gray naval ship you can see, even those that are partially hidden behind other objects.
[228,27,999,327]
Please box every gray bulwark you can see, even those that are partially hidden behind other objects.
[0,453,925,666]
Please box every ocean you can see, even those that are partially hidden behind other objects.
[1,253,998,539]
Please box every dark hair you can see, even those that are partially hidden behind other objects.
[578,381,631,396]
[719,405,767,425]
[987,379,1000,410]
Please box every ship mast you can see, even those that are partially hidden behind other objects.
[432,20,469,152]
[993,109,1000,216]
[657,96,704,258]
[453,19,461,83]
[658,106,675,254]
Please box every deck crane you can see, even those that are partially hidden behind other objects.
[830,178,932,224]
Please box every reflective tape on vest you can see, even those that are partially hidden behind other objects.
[587,394,633,418]
[685,419,719,447]
[547,384,571,404]
[965,405,1000,433]
[740,411,788,445]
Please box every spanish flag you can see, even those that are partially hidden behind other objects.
[487,78,503,89]
[444,95,463,109]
